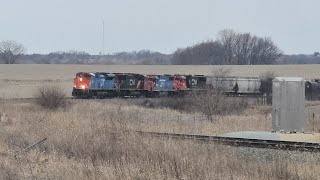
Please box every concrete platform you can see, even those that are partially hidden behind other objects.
[222,131,320,143]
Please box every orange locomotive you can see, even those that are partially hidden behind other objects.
[72,72,92,97]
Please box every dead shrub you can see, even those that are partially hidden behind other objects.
[191,90,248,121]
[189,66,248,121]
[34,85,67,110]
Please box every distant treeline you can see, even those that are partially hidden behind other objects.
[3,29,320,65]
[17,50,172,65]
[15,49,320,65]
[277,53,320,64]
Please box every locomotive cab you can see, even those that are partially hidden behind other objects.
[72,72,92,97]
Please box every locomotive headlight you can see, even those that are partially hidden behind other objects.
[80,78,83,81]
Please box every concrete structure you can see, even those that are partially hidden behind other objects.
[223,131,320,143]
[272,77,305,132]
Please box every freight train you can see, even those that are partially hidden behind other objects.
[72,72,320,100]
[72,72,189,98]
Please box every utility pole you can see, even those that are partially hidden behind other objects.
[102,18,105,55]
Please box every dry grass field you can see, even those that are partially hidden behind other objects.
[1,64,320,98]
[1,64,320,179]
[1,99,320,179]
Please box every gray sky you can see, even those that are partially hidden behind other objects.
[1,0,319,55]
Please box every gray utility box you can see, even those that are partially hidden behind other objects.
[272,77,305,132]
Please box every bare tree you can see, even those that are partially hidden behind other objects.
[0,40,26,64]
[234,33,252,65]
[249,37,282,64]
[218,30,282,65]
[217,29,237,65]
[172,29,282,65]
[172,40,225,65]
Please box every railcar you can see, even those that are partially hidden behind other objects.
[206,77,240,94]
[114,73,145,97]
[236,77,261,95]
[185,75,207,89]
[72,72,92,97]
[206,76,263,95]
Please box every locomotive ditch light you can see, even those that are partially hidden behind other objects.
[81,85,86,89]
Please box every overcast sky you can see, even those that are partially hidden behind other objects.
[1,0,319,55]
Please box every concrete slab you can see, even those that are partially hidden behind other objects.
[222,131,320,143]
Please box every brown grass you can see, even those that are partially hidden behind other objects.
[1,64,320,98]
[1,99,320,179]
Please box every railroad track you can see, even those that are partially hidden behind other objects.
[137,131,320,152]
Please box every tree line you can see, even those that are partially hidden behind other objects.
[277,53,320,64]
[172,29,283,65]
[19,50,171,65]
